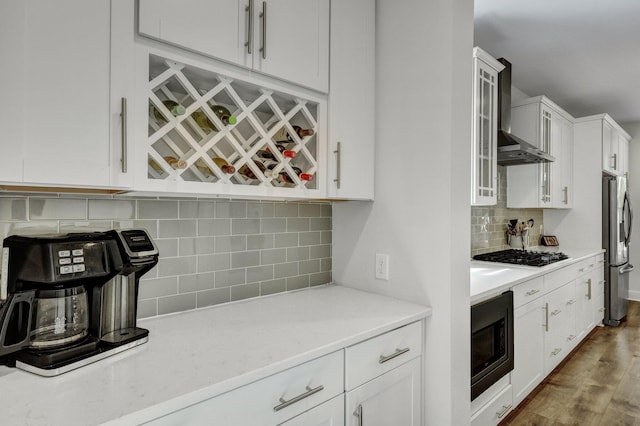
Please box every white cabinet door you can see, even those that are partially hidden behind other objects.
[544,282,575,374]
[552,115,573,208]
[508,96,573,209]
[280,394,345,426]
[345,357,421,426]
[471,48,503,206]
[254,0,329,92]
[138,0,245,67]
[138,0,329,92]
[327,0,375,200]
[602,120,616,175]
[1,0,132,189]
[618,132,629,178]
[512,297,545,407]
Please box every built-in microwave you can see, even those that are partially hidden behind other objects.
[471,291,514,401]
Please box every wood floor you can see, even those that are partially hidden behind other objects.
[503,301,640,425]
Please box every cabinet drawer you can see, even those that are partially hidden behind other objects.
[144,350,344,426]
[512,276,544,308]
[575,257,597,276]
[345,321,422,391]
[470,383,513,426]
[544,263,579,292]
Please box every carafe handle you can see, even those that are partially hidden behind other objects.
[0,291,35,356]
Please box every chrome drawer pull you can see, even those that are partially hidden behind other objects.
[379,347,410,364]
[273,385,324,411]
[551,309,562,316]
[355,404,364,426]
[526,289,540,296]
[496,404,512,419]
[551,348,562,356]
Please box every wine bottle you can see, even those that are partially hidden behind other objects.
[210,105,237,125]
[258,143,296,159]
[238,160,266,180]
[149,156,187,173]
[152,100,186,123]
[275,125,315,142]
[266,164,313,183]
[195,157,236,176]
[191,104,237,132]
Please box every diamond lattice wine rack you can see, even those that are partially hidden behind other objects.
[144,53,321,194]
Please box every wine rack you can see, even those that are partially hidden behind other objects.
[145,53,321,193]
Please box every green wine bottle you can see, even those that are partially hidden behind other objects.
[152,100,186,123]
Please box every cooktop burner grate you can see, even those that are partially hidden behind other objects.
[472,249,569,267]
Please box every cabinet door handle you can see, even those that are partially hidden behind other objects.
[120,97,128,173]
[244,0,253,54]
[496,404,512,419]
[563,186,568,204]
[544,303,549,332]
[551,348,562,356]
[566,300,575,306]
[259,1,267,59]
[587,278,592,300]
[355,404,364,426]
[612,153,618,170]
[379,347,410,364]
[567,334,576,342]
[526,289,540,296]
[333,141,341,189]
[273,385,324,411]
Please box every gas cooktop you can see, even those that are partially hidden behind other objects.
[472,249,569,267]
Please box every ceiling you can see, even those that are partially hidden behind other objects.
[474,0,640,126]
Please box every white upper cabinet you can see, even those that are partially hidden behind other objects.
[327,0,375,200]
[507,96,574,209]
[138,0,329,93]
[0,0,134,189]
[576,114,630,177]
[471,47,504,206]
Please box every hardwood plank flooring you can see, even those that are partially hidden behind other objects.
[504,301,640,425]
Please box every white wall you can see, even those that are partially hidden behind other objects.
[332,0,473,424]
[624,122,640,300]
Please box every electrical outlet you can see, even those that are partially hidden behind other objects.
[375,253,390,280]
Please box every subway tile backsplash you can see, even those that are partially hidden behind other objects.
[0,195,332,318]
[471,166,544,257]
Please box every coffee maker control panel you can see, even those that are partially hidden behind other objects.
[52,242,110,279]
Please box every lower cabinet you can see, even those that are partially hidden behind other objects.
[143,321,423,426]
[345,358,421,426]
[281,394,345,426]
[507,253,605,416]
[512,296,545,407]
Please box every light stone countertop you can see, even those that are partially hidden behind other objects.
[0,284,431,426]
[470,246,605,304]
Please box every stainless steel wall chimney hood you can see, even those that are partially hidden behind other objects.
[496,58,555,166]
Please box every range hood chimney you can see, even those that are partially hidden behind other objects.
[496,58,555,166]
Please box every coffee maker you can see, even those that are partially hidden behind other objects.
[0,229,158,376]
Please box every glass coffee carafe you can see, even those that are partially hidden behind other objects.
[30,286,89,350]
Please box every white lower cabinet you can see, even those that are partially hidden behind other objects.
[512,296,545,407]
[470,376,513,426]
[281,394,345,426]
[505,254,605,417]
[144,321,423,426]
[345,357,421,426]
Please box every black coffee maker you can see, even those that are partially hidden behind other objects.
[0,229,158,376]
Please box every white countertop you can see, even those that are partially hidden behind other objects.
[0,285,430,426]
[470,246,605,304]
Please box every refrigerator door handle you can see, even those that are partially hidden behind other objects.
[625,192,633,246]
[620,264,635,274]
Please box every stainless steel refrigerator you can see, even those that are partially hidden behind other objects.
[603,174,634,326]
